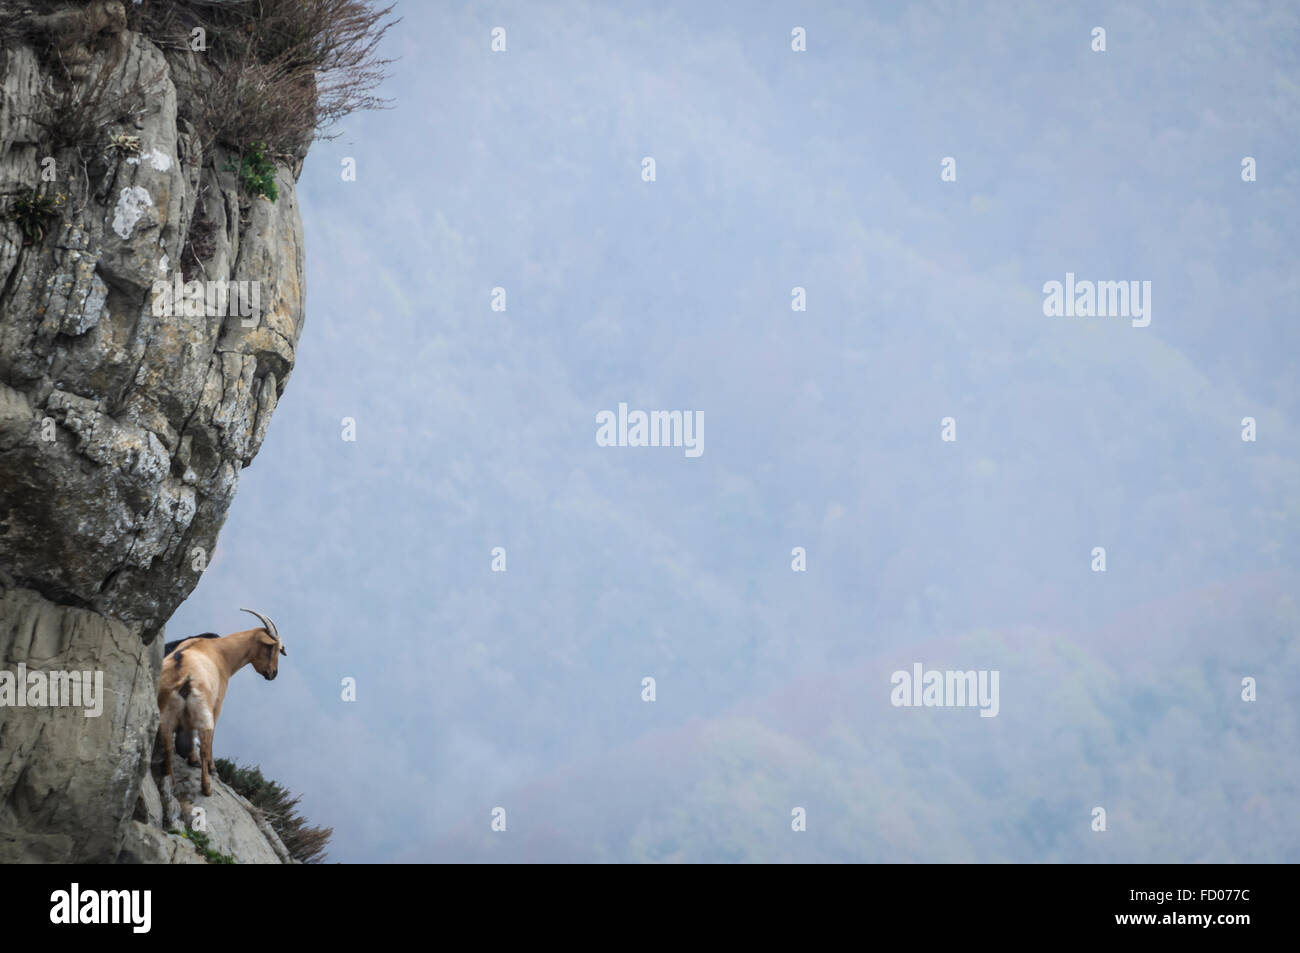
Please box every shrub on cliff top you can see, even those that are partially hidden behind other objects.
[131,0,397,155]
[214,757,333,864]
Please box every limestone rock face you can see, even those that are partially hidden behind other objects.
[0,586,159,862]
[152,760,293,864]
[0,19,305,634]
[0,2,306,862]
[117,822,209,865]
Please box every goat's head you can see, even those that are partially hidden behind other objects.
[240,607,286,680]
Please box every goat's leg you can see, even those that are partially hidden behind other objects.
[185,731,200,767]
[159,727,175,785]
[198,728,214,796]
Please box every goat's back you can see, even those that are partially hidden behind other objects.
[163,632,220,657]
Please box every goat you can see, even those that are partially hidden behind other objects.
[156,608,286,796]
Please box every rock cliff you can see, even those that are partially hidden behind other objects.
[0,0,307,862]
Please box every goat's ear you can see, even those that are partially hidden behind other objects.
[279,645,287,657]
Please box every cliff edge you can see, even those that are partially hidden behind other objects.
[0,0,307,863]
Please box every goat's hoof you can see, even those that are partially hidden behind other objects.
[200,783,212,796]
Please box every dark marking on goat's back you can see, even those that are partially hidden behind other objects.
[163,632,220,657]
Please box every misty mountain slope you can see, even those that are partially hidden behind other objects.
[164,1,1300,862]
[427,572,1298,862]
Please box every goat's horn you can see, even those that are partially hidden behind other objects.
[239,607,280,642]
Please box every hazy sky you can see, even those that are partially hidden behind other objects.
[168,1,1300,862]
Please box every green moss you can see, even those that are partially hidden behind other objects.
[168,827,237,864]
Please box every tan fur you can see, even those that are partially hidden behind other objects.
[157,625,284,796]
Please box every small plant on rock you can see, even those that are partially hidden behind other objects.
[7,189,66,245]
[224,141,278,202]
[108,132,142,157]
[168,827,237,864]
